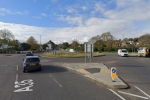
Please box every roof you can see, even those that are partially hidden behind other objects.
[26,56,39,59]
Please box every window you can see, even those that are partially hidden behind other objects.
[26,58,40,62]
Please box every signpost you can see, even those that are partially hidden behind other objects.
[111,67,116,82]
[132,46,135,54]
[84,37,96,64]
[84,43,93,64]
[2,43,8,54]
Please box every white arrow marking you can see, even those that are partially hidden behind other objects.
[118,91,148,99]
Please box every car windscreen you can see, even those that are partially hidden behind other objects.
[26,58,40,62]
[122,50,127,52]
[27,52,32,54]
[139,48,145,51]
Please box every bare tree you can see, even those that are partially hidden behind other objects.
[0,29,15,43]
[101,32,115,49]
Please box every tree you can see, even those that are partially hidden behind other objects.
[114,39,122,47]
[128,38,133,41]
[10,39,20,50]
[88,35,101,43]
[123,38,128,43]
[70,40,79,48]
[0,29,15,44]
[62,42,69,49]
[20,43,31,51]
[101,32,115,49]
[133,38,138,43]
[138,34,150,46]
[27,36,39,50]
[42,43,48,50]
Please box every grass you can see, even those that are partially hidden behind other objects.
[41,52,105,58]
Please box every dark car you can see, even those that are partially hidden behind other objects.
[26,52,33,56]
[23,56,41,72]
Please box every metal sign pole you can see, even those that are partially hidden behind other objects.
[85,43,87,64]
[90,44,92,64]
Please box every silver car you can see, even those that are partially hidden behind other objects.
[23,56,41,72]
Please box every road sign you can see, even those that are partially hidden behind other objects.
[2,43,8,50]
[132,46,135,49]
[111,67,116,82]
[84,43,93,52]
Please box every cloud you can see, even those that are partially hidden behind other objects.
[0,8,29,15]
[81,6,87,11]
[91,2,105,15]
[66,7,78,13]
[0,19,149,45]
[57,15,83,26]
[51,0,57,2]
[41,13,47,17]
[0,13,5,16]
[32,16,41,19]
[0,0,149,44]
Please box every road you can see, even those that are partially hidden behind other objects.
[0,53,150,100]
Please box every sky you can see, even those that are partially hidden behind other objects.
[0,0,150,44]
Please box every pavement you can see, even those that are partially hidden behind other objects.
[62,63,128,89]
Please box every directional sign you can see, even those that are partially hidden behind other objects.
[111,67,116,82]
[84,43,93,52]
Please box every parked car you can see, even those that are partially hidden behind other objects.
[26,52,33,56]
[23,56,41,72]
[118,49,128,57]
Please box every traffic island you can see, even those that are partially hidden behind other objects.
[62,63,128,89]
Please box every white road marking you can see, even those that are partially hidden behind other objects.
[135,86,150,98]
[49,74,62,87]
[17,65,18,71]
[14,79,33,92]
[118,91,148,99]
[66,66,74,70]
[15,74,18,82]
[109,89,126,100]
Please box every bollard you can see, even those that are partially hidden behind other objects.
[111,67,116,82]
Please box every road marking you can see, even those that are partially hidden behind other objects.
[17,65,18,71]
[49,74,62,87]
[14,79,33,92]
[135,86,150,98]
[15,74,18,82]
[109,89,126,100]
[118,91,148,99]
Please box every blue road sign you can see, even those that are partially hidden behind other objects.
[112,69,116,73]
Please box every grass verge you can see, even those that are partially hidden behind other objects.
[41,52,105,58]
